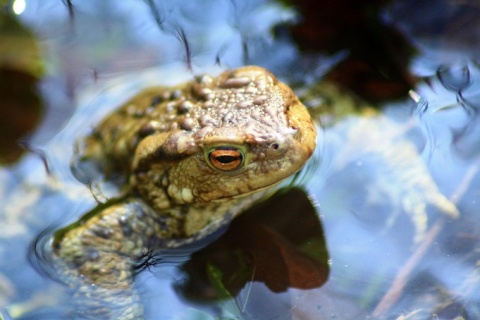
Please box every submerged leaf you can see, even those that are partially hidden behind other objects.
[178,188,329,301]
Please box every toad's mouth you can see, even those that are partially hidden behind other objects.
[204,171,301,203]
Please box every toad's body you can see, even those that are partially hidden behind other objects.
[53,67,316,318]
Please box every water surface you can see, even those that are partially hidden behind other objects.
[1,1,480,319]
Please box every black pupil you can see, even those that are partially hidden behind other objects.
[216,155,241,164]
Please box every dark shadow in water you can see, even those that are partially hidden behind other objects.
[176,187,329,302]
[280,0,416,102]
[0,13,44,165]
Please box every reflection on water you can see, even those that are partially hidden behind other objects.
[1,0,480,319]
[173,188,329,318]
[179,189,328,289]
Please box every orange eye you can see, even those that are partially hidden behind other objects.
[208,147,244,172]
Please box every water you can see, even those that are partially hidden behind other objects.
[1,0,480,319]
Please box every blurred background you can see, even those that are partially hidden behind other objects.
[1,1,480,319]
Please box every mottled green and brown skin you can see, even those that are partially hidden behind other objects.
[52,66,317,319]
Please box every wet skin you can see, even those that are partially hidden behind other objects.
[52,66,317,319]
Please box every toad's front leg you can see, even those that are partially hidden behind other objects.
[51,199,187,319]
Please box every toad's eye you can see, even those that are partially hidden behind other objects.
[208,147,244,172]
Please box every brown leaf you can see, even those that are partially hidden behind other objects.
[178,188,329,300]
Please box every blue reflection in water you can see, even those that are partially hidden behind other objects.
[1,0,480,319]
[309,60,480,318]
